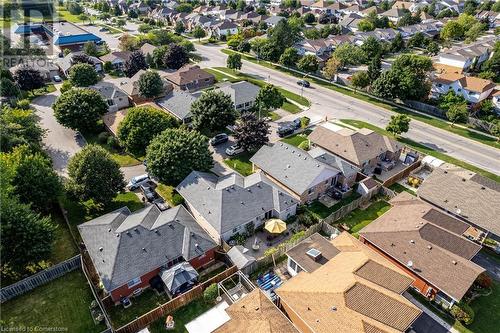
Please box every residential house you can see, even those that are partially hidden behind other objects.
[149,6,175,23]
[431,73,496,104]
[308,123,403,175]
[56,52,103,77]
[78,205,218,302]
[155,89,198,123]
[308,147,360,188]
[359,192,485,308]
[89,81,129,112]
[214,289,299,333]
[100,51,132,70]
[140,42,156,58]
[102,108,128,136]
[417,166,500,241]
[339,13,364,32]
[218,81,260,111]
[380,7,408,24]
[476,10,500,28]
[437,43,492,72]
[9,62,60,82]
[492,89,500,112]
[277,232,422,333]
[120,69,173,104]
[129,1,150,14]
[392,1,419,12]
[360,6,384,16]
[163,65,215,92]
[295,38,332,57]
[250,142,341,203]
[177,171,298,244]
[264,15,286,28]
[211,20,238,37]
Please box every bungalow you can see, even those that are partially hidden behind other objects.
[100,51,132,70]
[140,42,156,58]
[431,73,496,104]
[177,171,298,244]
[155,89,198,123]
[10,62,60,82]
[78,205,218,302]
[250,142,341,203]
[89,81,129,112]
[418,167,500,241]
[359,192,485,308]
[120,69,173,104]
[163,65,215,92]
[308,147,360,188]
[264,15,286,28]
[380,7,408,24]
[211,20,238,37]
[218,81,260,111]
[277,232,422,333]
[339,13,364,32]
[308,123,403,175]
[294,38,331,57]
[56,52,103,77]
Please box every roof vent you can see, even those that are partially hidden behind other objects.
[142,247,146,252]
[452,260,457,265]
[195,243,199,248]
[241,201,244,205]
[207,187,211,190]
[247,188,251,192]
[134,228,138,232]
[304,157,307,160]
[481,186,485,190]
[444,170,448,174]
[286,164,291,168]
[390,243,395,247]
[406,260,413,268]
[462,178,466,182]
[292,150,295,153]
[410,239,415,244]
[331,306,337,312]
[306,248,322,261]
[427,245,432,250]
[108,228,112,232]
[154,230,159,234]
[99,247,103,252]
[456,208,461,215]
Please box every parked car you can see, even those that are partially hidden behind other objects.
[99,27,109,32]
[154,198,169,211]
[277,125,295,138]
[292,118,302,129]
[53,75,62,82]
[225,144,244,156]
[209,133,229,146]
[127,174,150,190]
[296,80,310,88]
[140,184,157,202]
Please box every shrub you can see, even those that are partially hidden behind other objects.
[476,273,493,289]
[289,230,306,243]
[300,116,310,128]
[297,212,318,227]
[264,247,278,257]
[16,99,30,110]
[451,303,474,325]
[203,283,218,304]
[97,131,110,143]
[298,140,310,151]
[107,135,120,149]
[60,80,73,93]
[171,193,184,206]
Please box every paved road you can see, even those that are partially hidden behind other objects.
[195,44,500,175]
[473,251,500,281]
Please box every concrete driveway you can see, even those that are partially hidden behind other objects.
[32,90,84,176]
[473,251,500,281]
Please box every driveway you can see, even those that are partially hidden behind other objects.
[32,89,84,176]
[473,251,500,281]
[209,136,236,176]
[408,312,450,333]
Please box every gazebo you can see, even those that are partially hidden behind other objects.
[160,262,199,296]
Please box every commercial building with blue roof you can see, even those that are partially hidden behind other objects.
[14,21,101,52]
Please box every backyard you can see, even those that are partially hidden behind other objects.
[279,129,312,147]
[1,270,106,333]
[333,200,390,237]
[223,151,253,176]
[306,191,362,220]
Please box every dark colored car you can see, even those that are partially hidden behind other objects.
[209,133,229,146]
[292,118,302,129]
[297,80,310,88]
[140,184,157,202]
[277,125,295,138]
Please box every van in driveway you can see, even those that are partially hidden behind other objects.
[127,174,150,190]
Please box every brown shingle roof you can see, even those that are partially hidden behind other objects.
[359,192,485,301]
[344,283,421,331]
[214,289,299,333]
[309,125,401,167]
[422,209,470,235]
[458,76,496,93]
[286,233,340,273]
[163,65,214,86]
[418,168,500,237]
[354,260,413,294]
[277,232,421,333]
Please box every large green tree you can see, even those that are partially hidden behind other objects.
[117,106,178,155]
[67,144,125,205]
[68,63,99,87]
[256,84,285,111]
[297,54,319,73]
[190,90,237,135]
[331,44,365,69]
[446,103,469,125]
[163,43,189,70]
[54,88,108,132]
[0,107,45,152]
[233,112,270,151]
[138,71,164,98]
[13,66,44,91]
[146,128,213,184]
[386,114,411,136]
[227,53,242,71]
[279,47,300,67]
[124,50,148,78]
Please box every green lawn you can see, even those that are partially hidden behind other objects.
[50,209,79,263]
[468,279,500,333]
[149,297,213,333]
[334,200,391,237]
[279,129,312,147]
[61,192,144,241]
[282,101,302,113]
[224,151,253,176]
[107,289,170,329]
[26,84,56,101]
[306,191,362,220]
[341,119,500,183]
[203,68,239,83]
[156,183,184,206]
[388,182,416,195]
[82,129,143,167]
[1,270,106,333]
[220,49,499,149]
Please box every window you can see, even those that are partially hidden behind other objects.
[127,277,141,288]
[107,99,114,106]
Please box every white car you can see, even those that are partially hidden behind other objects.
[53,75,62,82]
[127,174,150,190]
[225,144,244,156]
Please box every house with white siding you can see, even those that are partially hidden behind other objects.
[431,73,496,104]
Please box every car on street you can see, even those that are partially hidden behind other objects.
[277,125,295,138]
[225,144,244,156]
[140,184,157,202]
[127,174,150,190]
[99,27,109,32]
[296,80,310,88]
[209,133,229,146]
[53,75,62,82]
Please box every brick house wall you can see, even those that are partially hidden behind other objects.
[359,236,438,300]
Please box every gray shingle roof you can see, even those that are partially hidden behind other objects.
[78,205,216,292]
[177,171,297,235]
[250,142,340,196]
[308,147,360,179]
[218,81,260,107]
[89,81,128,100]
[155,90,197,121]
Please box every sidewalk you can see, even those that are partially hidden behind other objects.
[404,292,459,333]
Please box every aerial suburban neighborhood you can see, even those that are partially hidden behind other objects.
[1,0,500,332]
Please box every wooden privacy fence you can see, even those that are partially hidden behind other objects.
[0,255,81,303]
[114,265,238,333]
[382,160,422,188]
